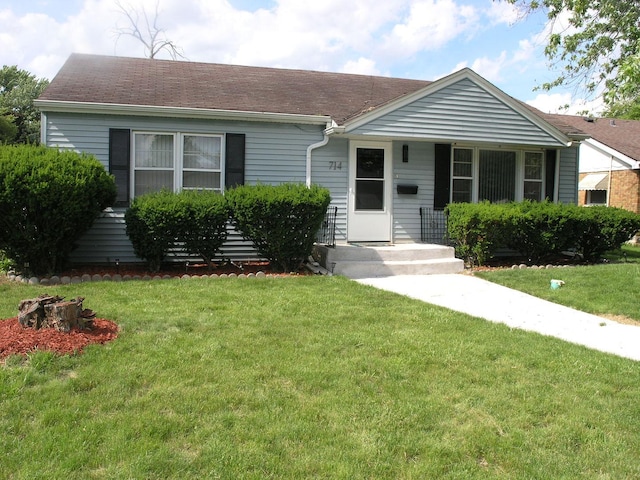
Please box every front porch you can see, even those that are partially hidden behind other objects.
[313,243,464,279]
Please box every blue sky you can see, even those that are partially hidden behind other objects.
[0,0,602,114]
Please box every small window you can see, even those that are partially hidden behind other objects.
[524,151,544,201]
[587,190,607,205]
[452,148,473,203]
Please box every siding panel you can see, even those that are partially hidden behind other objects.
[44,112,326,264]
[351,78,566,147]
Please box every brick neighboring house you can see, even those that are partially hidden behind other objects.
[557,115,640,213]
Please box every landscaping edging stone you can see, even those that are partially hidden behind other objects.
[5,271,269,285]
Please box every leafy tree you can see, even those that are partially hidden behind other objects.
[506,0,640,116]
[0,115,18,143]
[0,65,49,144]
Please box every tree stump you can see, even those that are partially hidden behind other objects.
[18,295,96,332]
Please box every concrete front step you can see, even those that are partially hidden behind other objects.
[313,243,464,278]
[333,257,464,279]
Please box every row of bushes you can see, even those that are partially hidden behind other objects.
[446,201,640,266]
[0,144,330,275]
[126,184,331,273]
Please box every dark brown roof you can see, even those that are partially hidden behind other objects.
[40,54,593,141]
[39,53,432,124]
[547,114,640,161]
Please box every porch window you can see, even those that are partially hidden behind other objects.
[133,132,223,197]
[524,151,544,201]
[450,147,547,204]
[478,150,516,203]
[452,148,473,203]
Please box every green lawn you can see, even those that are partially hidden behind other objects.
[476,245,640,322]
[1,275,640,479]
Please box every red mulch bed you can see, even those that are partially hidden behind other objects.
[0,317,118,361]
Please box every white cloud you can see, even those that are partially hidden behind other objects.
[485,0,522,26]
[382,0,477,57]
[340,57,382,76]
[470,51,508,82]
[526,92,604,115]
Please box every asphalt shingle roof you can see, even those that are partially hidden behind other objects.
[39,53,433,125]
[548,114,640,162]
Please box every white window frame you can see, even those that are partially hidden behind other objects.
[450,146,547,203]
[131,131,225,199]
[523,150,545,201]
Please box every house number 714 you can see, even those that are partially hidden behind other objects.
[329,161,343,170]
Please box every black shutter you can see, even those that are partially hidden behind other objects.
[109,128,131,207]
[225,133,245,189]
[434,143,451,210]
[545,149,557,201]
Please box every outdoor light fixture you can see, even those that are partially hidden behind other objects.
[402,144,409,162]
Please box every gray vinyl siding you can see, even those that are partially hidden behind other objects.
[392,141,434,242]
[350,78,567,147]
[310,137,349,242]
[558,146,579,204]
[44,112,325,264]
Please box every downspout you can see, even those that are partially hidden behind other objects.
[607,155,613,206]
[554,148,560,202]
[306,122,332,187]
[40,112,47,145]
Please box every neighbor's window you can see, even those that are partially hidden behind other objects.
[523,151,544,201]
[587,190,607,205]
[133,132,222,197]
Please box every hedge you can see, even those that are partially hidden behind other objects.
[446,201,640,266]
[225,183,331,272]
[0,144,116,275]
[125,190,229,272]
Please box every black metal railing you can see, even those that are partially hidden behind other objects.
[316,206,338,247]
[420,207,449,245]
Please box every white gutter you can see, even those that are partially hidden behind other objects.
[34,99,332,126]
[306,122,333,187]
[40,112,47,144]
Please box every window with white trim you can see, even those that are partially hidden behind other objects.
[133,132,223,197]
[523,151,544,201]
[452,148,473,203]
[450,147,545,203]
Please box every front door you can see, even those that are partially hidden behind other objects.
[347,141,392,242]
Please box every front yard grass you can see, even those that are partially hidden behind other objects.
[476,245,640,322]
[1,275,640,479]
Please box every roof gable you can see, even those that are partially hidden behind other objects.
[342,69,573,146]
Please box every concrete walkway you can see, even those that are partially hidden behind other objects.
[357,274,640,362]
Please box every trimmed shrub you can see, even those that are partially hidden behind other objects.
[125,190,230,272]
[0,144,116,275]
[226,183,331,272]
[125,190,184,272]
[446,201,640,266]
[173,190,230,268]
[501,201,576,263]
[445,202,504,267]
[571,206,640,262]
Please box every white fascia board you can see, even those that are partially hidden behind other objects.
[584,138,640,169]
[34,100,332,126]
[340,68,574,146]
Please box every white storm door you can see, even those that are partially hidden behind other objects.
[347,141,392,242]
